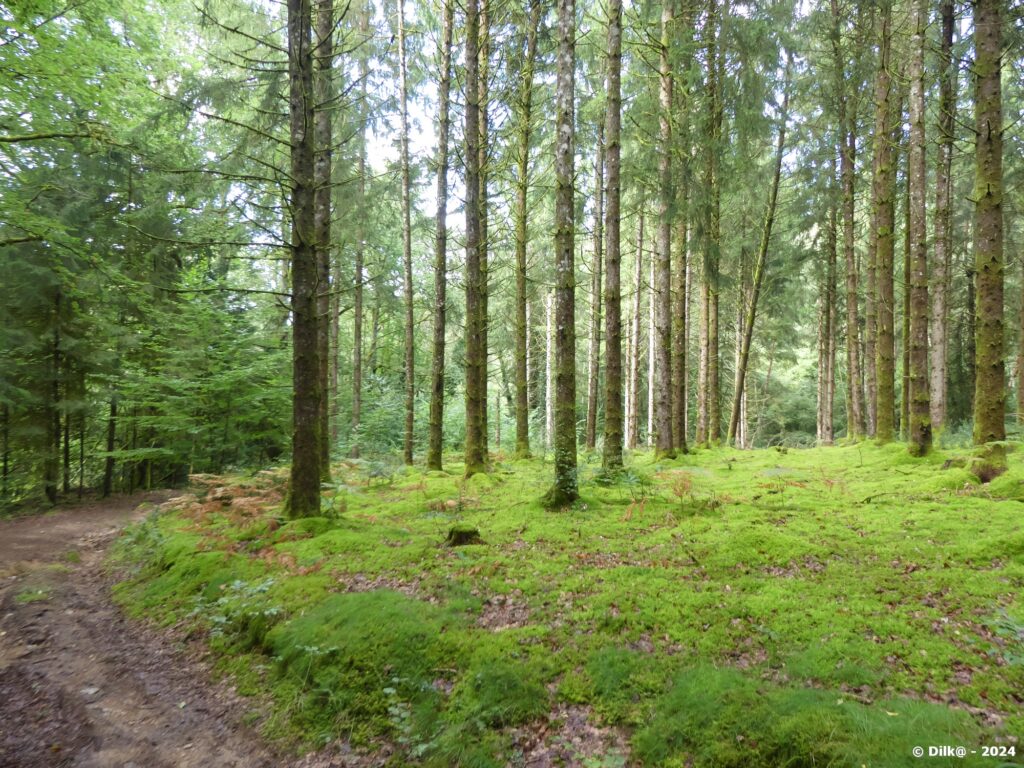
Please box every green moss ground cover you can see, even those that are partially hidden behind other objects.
[111,444,1024,766]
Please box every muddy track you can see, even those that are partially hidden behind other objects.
[0,494,279,768]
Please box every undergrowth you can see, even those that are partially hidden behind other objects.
[111,445,1024,766]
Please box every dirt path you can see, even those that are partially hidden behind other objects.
[0,494,280,768]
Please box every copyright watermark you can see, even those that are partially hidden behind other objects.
[912,745,1016,759]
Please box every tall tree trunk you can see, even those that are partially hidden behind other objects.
[972,0,1005,459]
[602,0,624,470]
[967,264,977,416]
[931,0,955,431]
[628,212,644,450]
[727,57,791,445]
[818,153,837,444]
[478,0,491,458]
[870,3,896,444]
[1019,266,1024,425]
[545,290,554,448]
[652,0,675,457]
[672,192,689,453]
[464,0,486,477]
[427,0,454,471]
[351,4,369,459]
[398,0,414,466]
[901,166,911,441]
[287,0,321,516]
[330,276,340,443]
[830,0,864,439]
[703,0,722,444]
[526,299,535,422]
[585,128,604,451]
[544,0,578,507]
[514,0,542,459]
[647,256,655,447]
[696,258,708,444]
[314,0,333,479]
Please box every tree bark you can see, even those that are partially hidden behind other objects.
[351,4,369,459]
[585,127,604,451]
[931,0,955,431]
[908,0,931,456]
[287,0,322,516]
[653,0,675,457]
[464,0,486,477]
[647,256,655,448]
[628,211,644,451]
[831,0,864,439]
[514,0,542,459]
[818,152,837,445]
[901,164,911,441]
[478,0,491,458]
[545,290,554,448]
[972,0,1005,456]
[544,0,578,507]
[672,194,689,453]
[314,0,333,479]
[427,0,454,471]
[727,57,791,446]
[702,0,722,444]
[398,0,414,466]
[869,3,896,444]
[602,0,624,470]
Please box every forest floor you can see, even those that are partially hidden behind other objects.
[0,492,286,768]
[107,444,1024,767]
[8,444,1024,767]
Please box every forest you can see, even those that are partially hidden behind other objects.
[1,0,1024,765]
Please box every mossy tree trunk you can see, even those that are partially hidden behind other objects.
[869,2,896,444]
[602,0,624,471]
[930,0,955,432]
[652,0,675,458]
[901,164,911,441]
[818,153,837,445]
[671,5,692,456]
[426,0,453,471]
[586,127,604,452]
[703,0,722,445]
[463,0,486,478]
[971,0,1005,453]
[287,0,322,517]
[627,214,643,451]
[350,4,369,460]
[672,189,689,454]
[545,0,578,509]
[907,0,931,456]
[313,0,333,480]
[398,0,414,466]
[478,0,491,460]
[513,0,541,460]
[830,0,864,440]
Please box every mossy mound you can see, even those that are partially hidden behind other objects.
[267,590,456,741]
[633,666,987,768]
